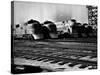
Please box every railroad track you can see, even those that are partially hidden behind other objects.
[13,39,97,72]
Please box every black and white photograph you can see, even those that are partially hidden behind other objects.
[11,1,97,74]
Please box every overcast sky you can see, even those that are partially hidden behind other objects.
[13,1,88,25]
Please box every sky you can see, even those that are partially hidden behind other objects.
[13,1,88,25]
